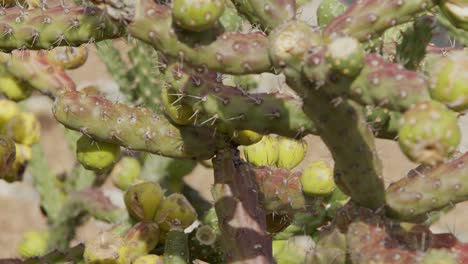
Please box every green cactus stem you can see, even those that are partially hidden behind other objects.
[308,227,347,264]
[211,147,273,263]
[386,152,468,221]
[349,53,431,112]
[163,230,190,264]
[127,0,272,74]
[52,91,217,160]
[317,0,346,27]
[0,51,76,98]
[323,0,435,41]
[230,0,296,31]
[0,2,123,51]
[269,20,386,209]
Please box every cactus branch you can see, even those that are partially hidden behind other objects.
[211,147,273,263]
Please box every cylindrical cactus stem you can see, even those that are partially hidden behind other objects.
[0,3,124,51]
[386,152,468,222]
[163,230,190,264]
[127,0,272,74]
[349,53,431,112]
[0,50,77,98]
[316,0,346,27]
[230,0,296,31]
[323,0,435,41]
[211,147,273,263]
[163,63,316,137]
[52,91,217,160]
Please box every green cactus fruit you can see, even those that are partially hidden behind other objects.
[124,182,164,221]
[111,157,142,190]
[425,51,468,111]
[0,75,33,102]
[48,46,88,70]
[133,254,164,264]
[276,136,307,170]
[17,230,49,258]
[76,135,121,171]
[83,231,131,264]
[273,236,315,264]
[421,249,457,264]
[172,0,225,32]
[161,87,194,126]
[4,112,40,145]
[317,0,346,26]
[0,135,15,180]
[154,193,198,232]
[301,160,336,196]
[398,101,461,165]
[195,225,217,245]
[3,143,31,182]
[440,0,468,30]
[231,129,263,146]
[0,99,20,128]
[326,36,365,77]
[243,135,279,167]
[124,221,160,258]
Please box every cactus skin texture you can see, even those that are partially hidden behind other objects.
[325,36,365,77]
[243,135,279,167]
[76,135,121,172]
[124,181,164,221]
[172,0,225,32]
[111,157,142,190]
[154,193,198,232]
[423,50,468,111]
[317,0,345,26]
[301,160,336,196]
[47,46,89,70]
[163,230,190,264]
[276,136,307,170]
[398,101,461,165]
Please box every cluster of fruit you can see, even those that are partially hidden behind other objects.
[0,99,40,182]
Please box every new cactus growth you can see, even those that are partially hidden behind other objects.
[2,0,468,263]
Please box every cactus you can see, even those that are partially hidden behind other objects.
[1,0,468,263]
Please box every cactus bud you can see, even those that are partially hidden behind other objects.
[17,231,49,258]
[161,87,194,126]
[48,46,88,70]
[301,161,336,196]
[124,181,164,221]
[4,112,40,145]
[231,129,263,146]
[0,135,15,180]
[133,254,164,264]
[326,36,365,77]
[83,230,131,264]
[154,193,197,232]
[243,135,279,167]
[111,157,142,190]
[0,75,33,102]
[276,136,307,170]
[398,101,461,165]
[195,225,217,245]
[273,236,315,264]
[76,135,121,171]
[172,0,225,32]
[0,99,20,128]
[124,221,160,258]
[317,0,346,26]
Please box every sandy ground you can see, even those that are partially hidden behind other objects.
[1,2,468,259]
